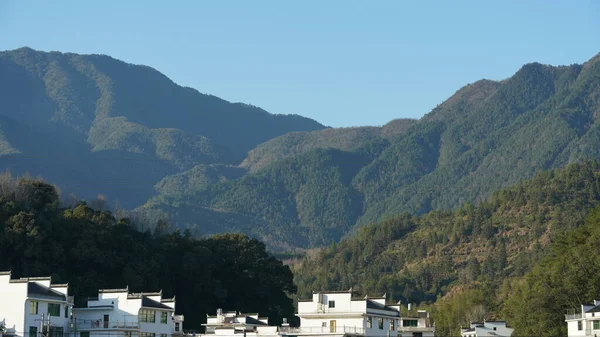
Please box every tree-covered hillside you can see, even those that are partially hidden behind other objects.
[144,52,600,249]
[0,173,296,331]
[0,47,324,206]
[292,160,600,336]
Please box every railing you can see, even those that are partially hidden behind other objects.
[397,326,435,332]
[279,326,365,335]
[565,313,584,320]
[69,320,140,330]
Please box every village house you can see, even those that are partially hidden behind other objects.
[199,309,278,337]
[71,286,184,337]
[282,290,434,337]
[565,300,600,336]
[0,271,72,337]
[460,321,513,337]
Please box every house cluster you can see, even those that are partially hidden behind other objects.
[0,270,517,337]
[0,271,184,337]
[199,290,435,337]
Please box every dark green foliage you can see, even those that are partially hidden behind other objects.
[502,203,600,337]
[0,174,296,330]
[293,161,600,334]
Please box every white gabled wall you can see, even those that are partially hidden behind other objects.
[0,273,70,337]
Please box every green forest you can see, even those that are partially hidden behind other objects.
[0,173,296,331]
[293,160,600,336]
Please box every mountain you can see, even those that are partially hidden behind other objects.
[3,47,600,251]
[0,47,325,207]
[292,160,600,335]
[143,52,600,249]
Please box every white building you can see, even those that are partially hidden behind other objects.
[460,321,513,337]
[200,309,278,337]
[565,300,600,336]
[71,287,184,337]
[283,290,434,337]
[0,271,72,337]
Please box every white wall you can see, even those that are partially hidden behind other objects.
[0,277,27,337]
[0,276,69,337]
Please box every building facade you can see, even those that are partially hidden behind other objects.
[286,290,434,337]
[200,309,277,337]
[460,321,513,337]
[71,287,184,337]
[0,271,72,337]
[565,300,600,336]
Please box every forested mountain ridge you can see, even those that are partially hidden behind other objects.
[3,46,600,251]
[293,160,600,336]
[0,47,324,206]
[143,52,600,249]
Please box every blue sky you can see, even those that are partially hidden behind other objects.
[1,1,599,127]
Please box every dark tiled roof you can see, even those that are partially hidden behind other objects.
[366,300,399,313]
[28,282,66,301]
[244,317,267,326]
[142,296,173,310]
[586,306,600,313]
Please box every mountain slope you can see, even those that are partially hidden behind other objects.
[144,53,600,248]
[293,160,600,335]
[0,47,324,206]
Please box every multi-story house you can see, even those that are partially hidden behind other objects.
[0,271,73,337]
[565,300,600,336]
[200,309,278,337]
[71,287,184,337]
[460,321,513,337]
[282,290,434,337]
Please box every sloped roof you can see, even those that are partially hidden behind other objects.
[586,305,600,313]
[28,282,66,301]
[142,296,173,310]
[366,299,399,313]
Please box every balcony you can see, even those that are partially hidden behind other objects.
[397,326,435,332]
[565,313,584,320]
[69,320,140,330]
[278,326,365,335]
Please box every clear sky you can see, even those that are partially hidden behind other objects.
[1,1,599,127]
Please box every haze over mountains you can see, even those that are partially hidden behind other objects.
[1,47,599,250]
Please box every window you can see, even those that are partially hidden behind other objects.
[161,312,168,324]
[140,333,155,337]
[49,327,63,337]
[125,332,132,337]
[328,300,335,308]
[48,303,60,317]
[175,323,180,332]
[390,319,395,331]
[30,301,39,315]
[30,326,38,337]
[64,306,69,318]
[322,322,327,327]
[366,316,372,329]
[403,320,418,327]
[578,320,583,330]
[594,320,600,330]
[80,332,89,337]
[140,309,156,323]
[378,318,383,329]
